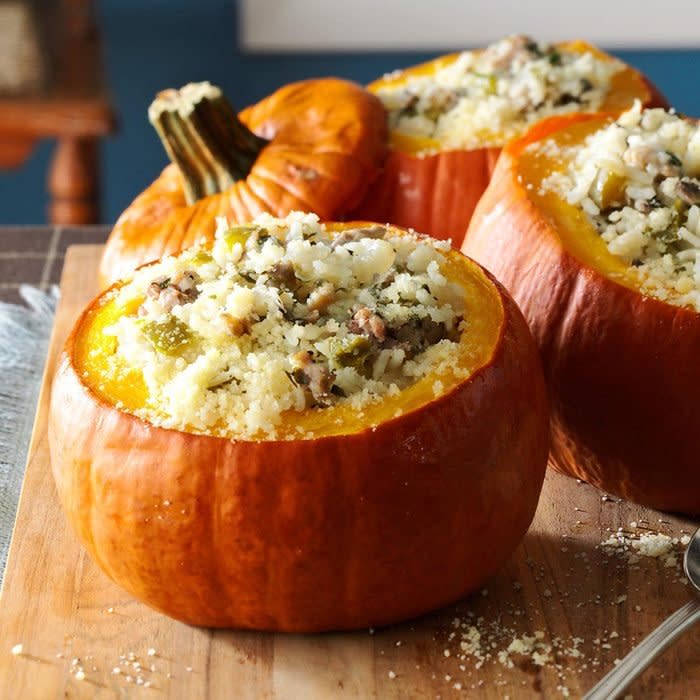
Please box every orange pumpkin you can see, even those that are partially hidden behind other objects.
[353,39,667,246]
[98,79,387,288]
[463,112,700,514]
[50,221,549,631]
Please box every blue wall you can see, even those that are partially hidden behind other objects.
[2,0,699,224]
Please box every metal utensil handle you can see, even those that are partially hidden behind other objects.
[584,598,700,700]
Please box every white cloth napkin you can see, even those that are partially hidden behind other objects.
[0,286,57,583]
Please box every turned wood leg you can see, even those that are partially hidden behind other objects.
[48,137,100,225]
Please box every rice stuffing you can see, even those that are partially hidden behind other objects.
[541,103,700,310]
[103,212,468,439]
[376,35,623,151]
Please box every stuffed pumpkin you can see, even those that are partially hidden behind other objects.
[52,213,549,630]
[463,105,700,514]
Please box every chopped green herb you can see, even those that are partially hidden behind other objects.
[548,50,562,66]
[665,151,682,167]
[284,370,299,388]
[208,376,235,391]
[291,367,309,385]
[657,227,680,243]
[238,270,257,283]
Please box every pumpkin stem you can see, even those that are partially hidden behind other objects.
[148,82,268,204]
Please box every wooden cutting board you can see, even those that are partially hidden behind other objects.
[0,245,698,699]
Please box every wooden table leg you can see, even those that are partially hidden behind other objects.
[48,137,100,225]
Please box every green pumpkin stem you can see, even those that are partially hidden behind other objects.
[148,82,268,205]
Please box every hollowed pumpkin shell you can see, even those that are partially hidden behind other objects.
[49,222,549,631]
[463,113,700,515]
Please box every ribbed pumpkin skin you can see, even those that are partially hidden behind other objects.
[463,115,700,515]
[353,42,667,247]
[49,254,549,631]
[352,147,500,245]
[99,78,387,288]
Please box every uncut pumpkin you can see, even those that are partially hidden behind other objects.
[463,112,700,515]
[353,40,667,246]
[50,221,549,631]
[99,79,387,288]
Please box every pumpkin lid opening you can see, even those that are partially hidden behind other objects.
[372,36,658,155]
[75,213,504,441]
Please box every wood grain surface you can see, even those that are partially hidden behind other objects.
[0,245,697,699]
